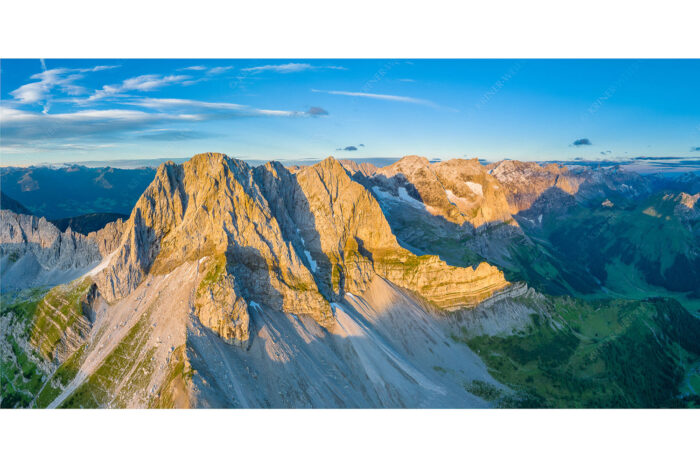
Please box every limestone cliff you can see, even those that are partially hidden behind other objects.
[94,153,510,346]
[0,210,102,291]
[487,160,652,215]
[351,155,513,228]
[95,153,332,338]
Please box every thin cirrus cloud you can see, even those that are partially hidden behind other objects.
[179,65,234,76]
[242,63,347,74]
[311,89,438,107]
[10,65,120,112]
[134,129,211,141]
[207,66,234,75]
[86,74,192,101]
[0,106,200,142]
[4,62,328,151]
[0,98,329,145]
[126,97,328,118]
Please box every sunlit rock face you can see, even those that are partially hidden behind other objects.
[95,153,509,346]
[486,159,652,215]
[345,155,513,228]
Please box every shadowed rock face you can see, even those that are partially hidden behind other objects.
[0,209,125,293]
[95,153,510,346]
[96,153,331,333]
[486,159,652,215]
[0,210,101,291]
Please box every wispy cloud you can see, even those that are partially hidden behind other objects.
[86,65,120,72]
[4,61,328,152]
[179,65,233,75]
[9,64,119,113]
[311,89,437,107]
[243,63,346,74]
[124,98,326,118]
[1,97,329,147]
[134,129,210,141]
[0,106,200,142]
[86,74,191,101]
[207,66,234,75]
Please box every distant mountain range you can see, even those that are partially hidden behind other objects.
[0,165,156,219]
[1,153,698,408]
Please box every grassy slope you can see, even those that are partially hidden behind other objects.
[59,310,154,408]
[529,197,700,310]
[457,295,700,408]
[0,289,48,408]
[30,278,95,361]
[1,279,96,408]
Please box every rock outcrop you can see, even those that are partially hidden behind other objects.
[291,157,509,307]
[487,160,652,216]
[0,210,101,291]
[95,153,510,345]
[348,155,513,228]
[87,218,126,256]
[0,210,126,292]
[95,154,333,341]
[29,278,98,363]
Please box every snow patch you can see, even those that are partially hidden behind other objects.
[465,181,483,196]
[372,186,427,210]
[445,189,468,205]
[85,250,116,277]
[304,250,317,272]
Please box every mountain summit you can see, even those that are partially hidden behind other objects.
[96,153,509,347]
[3,153,699,409]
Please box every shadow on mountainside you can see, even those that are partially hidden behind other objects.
[345,169,592,296]
[252,161,349,301]
[184,278,499,409]
[515,186,700,306]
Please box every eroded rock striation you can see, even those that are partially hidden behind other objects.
[1,209,126,292]
[95,153,510,345]
[486,160,652,216]
[346,155,513,228]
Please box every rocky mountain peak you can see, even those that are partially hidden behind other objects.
[361,156,513,228]
[93,154,510,346]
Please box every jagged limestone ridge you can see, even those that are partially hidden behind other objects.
[94,153,509,347]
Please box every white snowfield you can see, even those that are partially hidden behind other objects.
[372,186,429,211]
[303,249,318,272]
[465,181,484,197]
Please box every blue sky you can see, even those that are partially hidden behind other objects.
[1,59,699,166]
